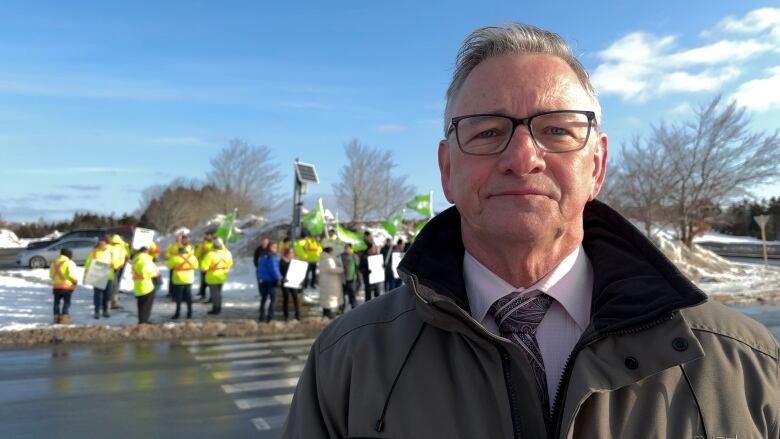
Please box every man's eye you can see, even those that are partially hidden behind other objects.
[476,129,498,138]
[545,126,569,135]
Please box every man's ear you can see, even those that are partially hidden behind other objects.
[438,139,454,203]
[589,132,608,200]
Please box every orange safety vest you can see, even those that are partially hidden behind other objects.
[209,255,226,272]
[174,259,197,272]
[52,260,75,291]
[132,264,144,281]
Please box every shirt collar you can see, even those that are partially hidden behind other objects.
[464,245,592,331]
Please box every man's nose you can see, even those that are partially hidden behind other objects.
[496,125,546,175]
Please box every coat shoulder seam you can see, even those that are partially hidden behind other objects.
[689,325,778,360]
[318,307,417,355]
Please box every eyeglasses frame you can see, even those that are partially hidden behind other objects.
[447,109,597,156]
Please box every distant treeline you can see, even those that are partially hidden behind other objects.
[4,212,140,239]
[714,197,780,241]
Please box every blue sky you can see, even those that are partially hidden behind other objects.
[1,1,779,222]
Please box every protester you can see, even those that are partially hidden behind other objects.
[108,234,129,309]
[339,243,359,312]
[166,246,198,319]
[164,234,183,300]
[317,246,342,318]
[295,231,322,289]
[279,247,301,321]
[283,23,779,438]
[253,237,270,297]
[257,242,282,323]
[131,246,160,324]
[194,231,215,301]
[84,238,115,319]
[200,238,233,315]
[49,248,78,324]
[358,232,381,301]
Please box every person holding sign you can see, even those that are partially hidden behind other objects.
[49,248,78,324]
[84,238,115,319]
[317,246,343,318]
[200,238,233,315]
[279,247,301,321]
[166,246,198,319]
[132,246,160,324]
[339,243,360,312]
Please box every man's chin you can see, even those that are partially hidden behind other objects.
[477,211,555,242]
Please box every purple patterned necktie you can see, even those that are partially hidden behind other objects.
[490,292,553,415]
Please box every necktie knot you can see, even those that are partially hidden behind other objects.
[491,292,552,336]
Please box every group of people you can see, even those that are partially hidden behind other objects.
[254,230,410,322]
[49,231,234,324]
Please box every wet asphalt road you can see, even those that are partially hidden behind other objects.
[0,334,312,439]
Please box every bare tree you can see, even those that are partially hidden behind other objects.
[208,139,281,216]
[139,178,224,233]
[608,95,780,246]
[333,139,416,221]
[600,135,677,236]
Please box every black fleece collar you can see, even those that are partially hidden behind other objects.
[398,200,707,335]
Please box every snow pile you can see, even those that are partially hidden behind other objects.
[0,229,26,248]
[650,231,780,301]
[695,231,780,245]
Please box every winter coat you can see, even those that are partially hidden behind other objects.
[199,248,233,285]
[132,252,159,296]
[257,253,282,283]
[318,252,343,309]
[283,201,779,439]
[166,253,198,285]
[49,255,78,291]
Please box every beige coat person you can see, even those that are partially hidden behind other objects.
[317,250,343,310]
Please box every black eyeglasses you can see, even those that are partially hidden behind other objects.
[447,110,596,156]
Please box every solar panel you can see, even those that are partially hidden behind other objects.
[295,162,319,184]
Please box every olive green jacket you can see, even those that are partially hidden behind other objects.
[283,202,779,438]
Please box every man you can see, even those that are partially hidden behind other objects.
[199,238,233,315]
[339,243,360,312]
[166,246,198,319]
[283,23,778,438]
[49,248,78,324]
[132,246,160,324]
[164,234,183,299]
[84,238,115,319]
[108,234,129,309]
[294,231,322,289]
[256,242,281,323]
[358,231,381,301]
[194,231,215,301]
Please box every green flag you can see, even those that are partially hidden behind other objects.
[335,223,367,252]
[382,212,404,237]
[216,212,239,243]
[302,199,325,236]
[411,218,429,242]
[405,193,432,217]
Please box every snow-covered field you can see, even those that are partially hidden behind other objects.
[0,257,319,331]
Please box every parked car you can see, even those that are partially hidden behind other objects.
[17,237,99,268]
[25,228,107,250]
[25,226,134,250]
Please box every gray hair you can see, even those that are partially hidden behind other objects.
[444,23,599,135]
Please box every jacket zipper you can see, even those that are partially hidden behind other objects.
[547,313,674,439]
[500,346,523,439]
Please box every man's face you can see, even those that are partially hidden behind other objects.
[438,53,608,246]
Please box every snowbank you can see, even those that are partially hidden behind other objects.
[0,229,26,248]
[695,231,780,245]
[650,232,780,303]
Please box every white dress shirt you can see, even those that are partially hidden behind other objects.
[464,245,593,405]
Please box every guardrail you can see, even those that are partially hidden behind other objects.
[697,242,780,259]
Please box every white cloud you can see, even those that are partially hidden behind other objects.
[667,40,772,66]
[658,67,741,93]
[716,7,780,39]
[592,9,777,102]
[669,102,692,115]
[8,166,137,175]
[375,123,406,133]
[730,66,780,112]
